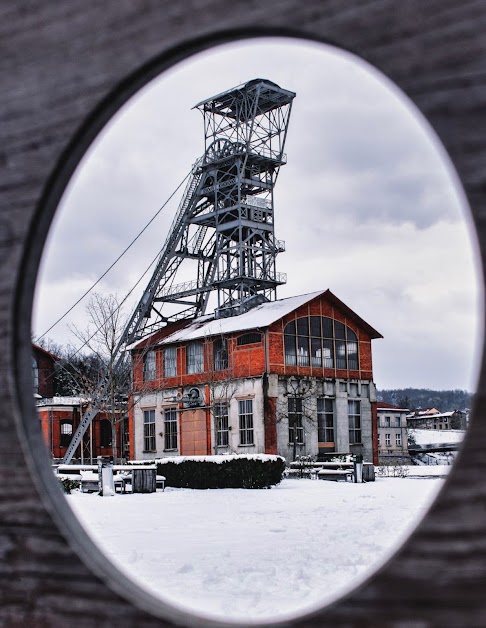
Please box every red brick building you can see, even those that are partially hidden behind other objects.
[32,344,59,399]
[37,397,128,463]
[129,290,382,464]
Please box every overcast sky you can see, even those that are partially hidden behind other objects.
[33,38,482,392]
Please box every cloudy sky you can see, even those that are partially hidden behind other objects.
[33,38,482,391]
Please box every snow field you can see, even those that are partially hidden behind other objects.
[67,476,444,622]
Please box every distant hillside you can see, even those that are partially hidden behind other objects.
[376,388,473,412]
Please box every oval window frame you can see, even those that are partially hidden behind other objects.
[8,14,485,628]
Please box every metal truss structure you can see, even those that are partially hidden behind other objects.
[62,79,295,463]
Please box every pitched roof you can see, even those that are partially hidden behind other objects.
[377,402,409,411]
[130,289,382,349]
[32,343,60,361]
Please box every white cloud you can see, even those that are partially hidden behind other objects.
[34,37,482,391]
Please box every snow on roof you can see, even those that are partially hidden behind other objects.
[377,403,409,412]
[407,411,461,420]
[409,428,466,445]
[36,396,87,407]
[155,290,325,346]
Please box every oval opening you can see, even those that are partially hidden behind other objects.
[31,37,482,624]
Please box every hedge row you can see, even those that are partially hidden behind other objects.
[156,455,286,489]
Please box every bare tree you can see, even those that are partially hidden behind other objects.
[69,293,130,463]
[203,334,239,454]
[278,376,317,462]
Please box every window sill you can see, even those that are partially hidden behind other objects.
[142,450,157,454]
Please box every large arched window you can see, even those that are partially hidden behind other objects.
[284,316,359,370]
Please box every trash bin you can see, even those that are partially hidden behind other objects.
[97,456,115,496]
[353,453,363,483]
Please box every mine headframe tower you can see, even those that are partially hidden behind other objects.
[135,77,296,338]
[62,79,295,463]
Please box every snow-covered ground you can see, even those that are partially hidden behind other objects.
[67,476,445,623]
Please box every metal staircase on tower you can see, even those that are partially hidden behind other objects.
[62,78,295,463]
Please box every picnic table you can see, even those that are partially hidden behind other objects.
[54,464,165,493]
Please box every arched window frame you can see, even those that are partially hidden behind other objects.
[284,316,359,370]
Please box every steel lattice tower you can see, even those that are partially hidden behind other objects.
[133,78,296,338]
[194,78,295,318]
[62,79,295,463]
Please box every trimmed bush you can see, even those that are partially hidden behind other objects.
[153,454,285,489]
[58,477,80,494]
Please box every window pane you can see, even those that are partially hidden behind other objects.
[346,327,357,342]
[310,316,321,337]
[187,342,204,374]
[317,398,334,442]
[297,335,309,366]
[334,321,346,340]
[164,408,178,450]
[288,397,304,444]
[213,338,228,371]
[164,347,177,377]
[215,402,229,447]
[336,340,346,369]
[311,337,322,367]
[323,339,334,368]
[348,400,361,444]
[238,399,254,445]
[284,334,296,366]
[143,350,156,381]
[284,321,296,335]
[322,317,333,338]
[347,341,358,370]
[237,332,262,346]
[143,409,156,451]
[296,317,309,335]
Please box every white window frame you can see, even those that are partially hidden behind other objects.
[143,409,156,452]
[143,350,156,381]
[348,400,361,444]
[317,397,334,442]
[186,342,204,374]
[214,401,229,447]
[163,346,177,378]
[288,397,304,444]
[238,399,254,446]
[164,408,178,450]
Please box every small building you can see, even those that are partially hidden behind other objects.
[129,289,382,464]
[37,397,128,463]
[32,344,59,399]
[376,402,411,464]
[406,410,467,431]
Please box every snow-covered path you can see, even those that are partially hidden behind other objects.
[67,477,444,622]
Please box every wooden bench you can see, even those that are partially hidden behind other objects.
[317,469,354,482]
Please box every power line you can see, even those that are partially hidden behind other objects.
[37,168,192,341]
